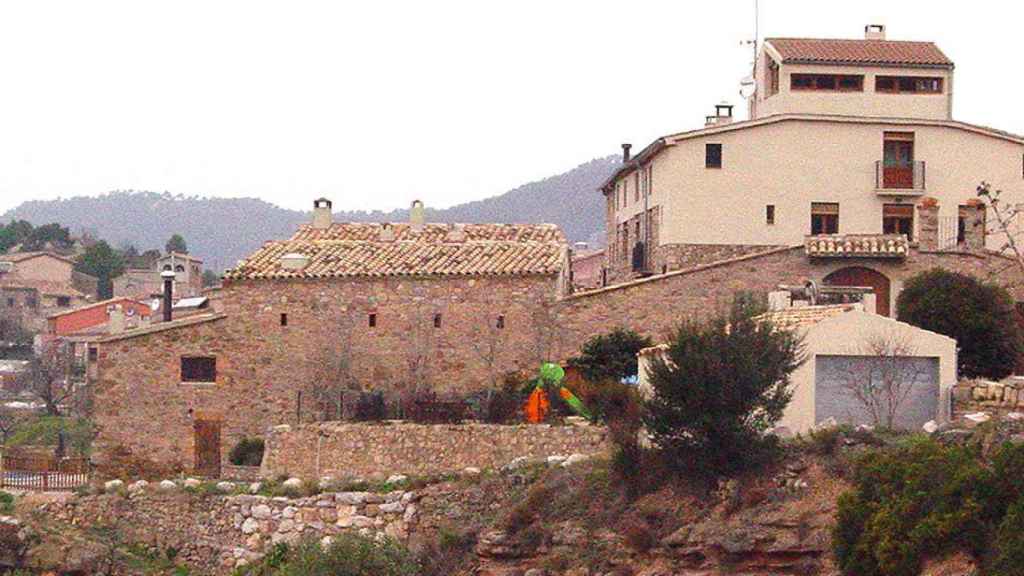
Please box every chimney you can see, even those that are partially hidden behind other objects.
[706,102,734,127]
[864,24,886,40]
[161,269,175,322]
[379,222,395,242]
[108,305,125,334]
[621,143,632,163]
[916,197,940,251]
[312,198,333,230]
[410,200,425,231]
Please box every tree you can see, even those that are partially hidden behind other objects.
[643,296,804,479]
[569,328,653,383]
[23,223,71,251]
[165,234,188,254]
[21,341,76,417]
[897,268,1023,379]
[977,181,1024,279]
[202,269,220,287]
[75,241,125,299]
[833,331,928,429]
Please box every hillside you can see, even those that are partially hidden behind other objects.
[2,156,618,271]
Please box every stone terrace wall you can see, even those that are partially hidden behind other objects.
[953,379,1024,417]
[262,422,609,480]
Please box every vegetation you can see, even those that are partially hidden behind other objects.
[233,535,419,576]
[202,269,221,287]
[229,437,265,467]
[897,268,1023,379]
[643,296,804,479]
[568,328,653,384]
[165,233,189,254]
[75,240,126,299]
[0,219,72,253]
[5,415,94,455]
[833,437,1024,576]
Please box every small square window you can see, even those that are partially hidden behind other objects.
[766,205,775,225]
[280,313,288,327]
[6,297,14,307]
[88,347,98,362]
[706,144,722,169]
[181,356,216,383]
[433,313,442,328]
[496,315,505,329]
[57,296,71,307]
[368,313,377,328]
[811,202,840,235]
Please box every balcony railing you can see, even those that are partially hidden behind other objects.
[875,161,926,194]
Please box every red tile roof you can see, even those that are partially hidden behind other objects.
[224,223,567,280]
[0,279,85,297]
[766,38,952,68]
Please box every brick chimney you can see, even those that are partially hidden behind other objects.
[312,198,333,230]
[108,305,125,334]
[864,24,886,40]
[410,200,425,232]
[916,197,940,250]
[705,103,734,127]
[621,143,632,163]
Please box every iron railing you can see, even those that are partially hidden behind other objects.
[0,453,90,491]
[875,161,926,191]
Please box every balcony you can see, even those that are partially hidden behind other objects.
[805,234,909,259]
[875,161,926,195]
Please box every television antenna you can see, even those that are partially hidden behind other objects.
[739,0,760,98]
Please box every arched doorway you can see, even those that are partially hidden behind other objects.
[824,267,892,316]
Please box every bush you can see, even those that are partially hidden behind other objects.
[643,295,804,480]
[5,416,94,456]
[0,491,14,514]
[897,268,1023,379]
[569,378,635,423]
[352,392,386,422]
[832,438,1024,576]
[568,328,653,384]
[234,534,418,576]
[473,374,526,424]
[229,438,265,467]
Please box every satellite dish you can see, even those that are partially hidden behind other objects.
[739,76,756,99]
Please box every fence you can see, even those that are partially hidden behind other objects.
[0,453,90,491]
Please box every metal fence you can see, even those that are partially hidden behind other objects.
[0,453,90,491]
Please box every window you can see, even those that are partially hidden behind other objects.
[882,204,914,240]
[25,295,37,309]
[280,313,288,327]
[433,313,442,328]
[811,202,839,235]
[876,76,943,94]
[368,313,377,328]
[766,205,775,225]
[57,296,71,307]
[496,315,505,329]
[634,172,640,202]
[706,143,722,168]
[622,179,629,206]
[791,74,863,91]
[175,265,185,273]
[181,356,216,383]
[6,297,13,307]
[88,347,98,363]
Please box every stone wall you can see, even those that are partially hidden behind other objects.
[953,379,1024,417]
[261,422,609,480]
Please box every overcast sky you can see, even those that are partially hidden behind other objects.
[1,0,1021,215]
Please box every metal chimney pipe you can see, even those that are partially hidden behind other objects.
[161,269,175,322]
[621,143,632,163]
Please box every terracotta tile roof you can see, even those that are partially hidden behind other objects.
[754,304,859,331]
[0,251,76,265]
[765,38,952,68]
[224,223,567,280]
[98,313,226,343]
[805,234,908,259]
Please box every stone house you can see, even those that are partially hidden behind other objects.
[596,25,1024,319]
[113,252,204,302]
[90,200,569,475]
[0,251,96,336]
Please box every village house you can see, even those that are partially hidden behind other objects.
[0,251,96,335]
[113,252,204,303]
[90,199,569,474]
[598,25,1024,317]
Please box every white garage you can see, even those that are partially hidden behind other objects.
[638,303,958,434]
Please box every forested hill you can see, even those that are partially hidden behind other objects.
[2,156,618,271]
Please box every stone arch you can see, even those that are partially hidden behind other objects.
[824,266,892,316]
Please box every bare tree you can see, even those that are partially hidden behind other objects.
[306,311,357,421]
[406,297,437,391]
[0,407,32,443]
[977,181,1024,283]
[835,332,928,429]
[469,296,509,388]
[528,299,565,367]
[22,340,76,417]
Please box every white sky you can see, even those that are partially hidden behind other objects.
[0,0,1021,215]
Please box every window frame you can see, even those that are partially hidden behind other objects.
[875,76,944,94]
[181,356,217,384]
[810,202,840,235]
[882,203,914,241]
[766,204,776,226]
[705,143,723,169]
[790,73,864,92]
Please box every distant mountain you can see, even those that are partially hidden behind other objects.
[2,156,618,271]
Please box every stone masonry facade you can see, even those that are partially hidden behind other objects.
[260,421,609,480]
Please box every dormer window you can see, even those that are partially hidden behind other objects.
[791,74,863,92]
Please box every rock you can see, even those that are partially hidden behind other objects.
[252,504,272,519]
[814,417,839,431]
[241,518,259,534]
[159,480,177,491]
[216,481,235,493]
[320,535,334,548]
[546,455,567,466]
[386,474,408,484]
[463,467,481,475]
[964,412,991,427]
[337,492,372,505]
[661,525,693,547]
[923,420,939,434]
[766,425,793,439]
[249,482,262,494]
[282,477,303,489]
[184,477,202,489]
[278,519,295,533]
[1007,412,1024,421]
[127,480,148,493]
[504,456,530,471]
[403,504,418,523]
[564,416,588,426]
[561,453,589,468]
[281,506,297,519]
[103,479,124,493]
[855,423,875,433]
[379,500,404,514]
[475,529,521,559]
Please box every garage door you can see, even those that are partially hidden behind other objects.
[814,355,939,430]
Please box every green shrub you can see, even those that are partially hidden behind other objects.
[0,491,14,514]
[832,438,1024,576]
[234,534,418,576]
[5,416,94,455]
[897,268,1023,379]
[643,295,804,480]
[568,328,653,384]
[229,437,265,467]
